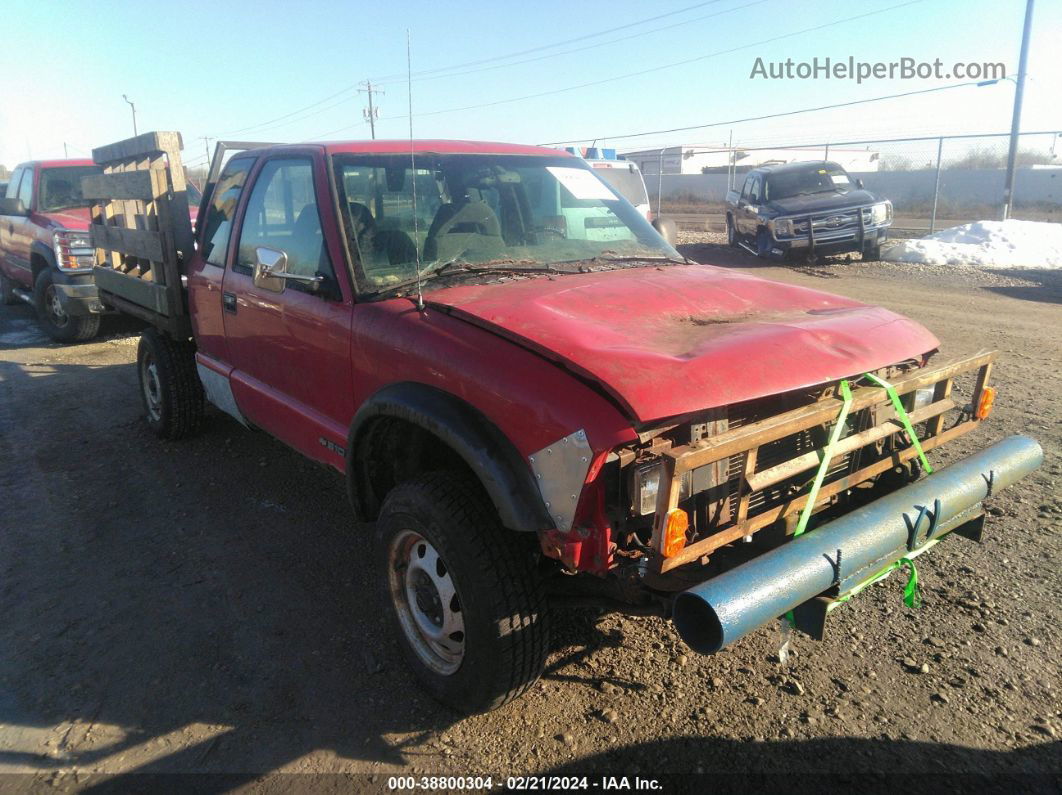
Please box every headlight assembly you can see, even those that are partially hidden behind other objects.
[631,460,664,516]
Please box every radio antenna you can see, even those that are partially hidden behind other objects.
[407,28,425,312]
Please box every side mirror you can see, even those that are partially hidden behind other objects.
[253,246,323,293]
[0,198,29,217]
[856,178,865,190]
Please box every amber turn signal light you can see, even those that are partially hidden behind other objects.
[662,509,689,558]
[975,386,996,420]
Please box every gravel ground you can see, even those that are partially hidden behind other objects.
[0,243,1059,791]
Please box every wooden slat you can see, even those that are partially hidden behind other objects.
[744,398,956,492]
[92,131,184,164]
[736,448,758,523]
[665,351,996,474]
[81,170,166,201]
[94,267,170,315]
[657,419,980,572]
[926,378,954,437]
[90,224,165,263]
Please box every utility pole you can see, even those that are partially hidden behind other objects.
[122,94,138,136]
[199,136,213,171]
[359,80,383,139]
[63,142,68,158]
[1002,0,1034,220]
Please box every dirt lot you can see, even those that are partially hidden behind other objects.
[1,238,1059,790]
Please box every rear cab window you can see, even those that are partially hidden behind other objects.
[201,158,253,266]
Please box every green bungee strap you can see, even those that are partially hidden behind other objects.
[793,379,853,538]
[863,372,933,475]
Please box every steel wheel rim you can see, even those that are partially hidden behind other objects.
[44,285,68,328]
[140,353,162,422]
[387,529,465,675]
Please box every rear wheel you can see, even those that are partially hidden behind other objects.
[376,471,550,714]
[34,270,99,342]
[726,215,739,247]
[137,328,204,439]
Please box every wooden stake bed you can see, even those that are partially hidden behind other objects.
[81,131,195,339]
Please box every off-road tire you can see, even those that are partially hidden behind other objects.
[726,215,739,247]
[376,471,550,714]
[34,269,100,342]
[137,327,204,440]
[864,243,882,262]
[0,272,18,305]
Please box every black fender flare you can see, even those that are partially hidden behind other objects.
[346,382,552,533]
[29,241,57,277]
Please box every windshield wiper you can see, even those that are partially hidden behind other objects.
[366,259,563,299]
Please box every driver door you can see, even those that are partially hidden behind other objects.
[221,153,355,464]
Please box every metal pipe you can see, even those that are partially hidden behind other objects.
[672,435,1043,654]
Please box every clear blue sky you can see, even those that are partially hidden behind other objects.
[1,0,1059,169]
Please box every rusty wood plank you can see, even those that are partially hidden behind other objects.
[971,362,994,414]
[92,131,184,164]
[90,224,165,263]
[736,448,758,524]
[745,398,956,492]
[658,419,980,572]
[665,351,996,474]
[81,170,167,201]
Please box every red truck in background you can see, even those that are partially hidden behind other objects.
[81,132,1040,715]
[0,160,201,342]
[0,159,107,340]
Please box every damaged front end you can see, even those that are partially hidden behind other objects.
[538,350,1041,646]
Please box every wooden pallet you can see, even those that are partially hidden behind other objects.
[81,131,194,338]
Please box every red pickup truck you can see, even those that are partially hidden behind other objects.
[85,132,1040,714]
[0,159,106,340]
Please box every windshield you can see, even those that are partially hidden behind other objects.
[331,153,679,293]
[591,164,649,206]
[765,164,852,201]
[38,166,103,212]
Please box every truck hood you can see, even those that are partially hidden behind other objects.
[425,265,939,424]
[767,189,877,216]
[36,206,91,230]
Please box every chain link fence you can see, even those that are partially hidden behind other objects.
[634,131,1061,235]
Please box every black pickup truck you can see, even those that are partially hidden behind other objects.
[725,161,892,261]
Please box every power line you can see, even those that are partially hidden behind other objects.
[369,0,732,84]
[316,0,923,135]
[217,0,734,137]
[539,79,1001,145]
[370,0,772,88]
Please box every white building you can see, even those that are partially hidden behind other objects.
[622,144,881,175]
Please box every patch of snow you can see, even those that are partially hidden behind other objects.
[883,220,1062,269]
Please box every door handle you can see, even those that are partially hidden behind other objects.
[222,292,237,313]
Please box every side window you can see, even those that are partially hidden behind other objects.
[739,175,753,201]
[236,158,334,284]
[748,176,762,205]
[17,168,33,207]
[5,168,24,199]
[201,158,253,266]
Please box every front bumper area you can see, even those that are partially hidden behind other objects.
[52,280,104,316]
[672,434,1043,653]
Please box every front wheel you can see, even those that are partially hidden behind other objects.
[376,472,550,714]
[137,328,204,439]
[34,270,99,342]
